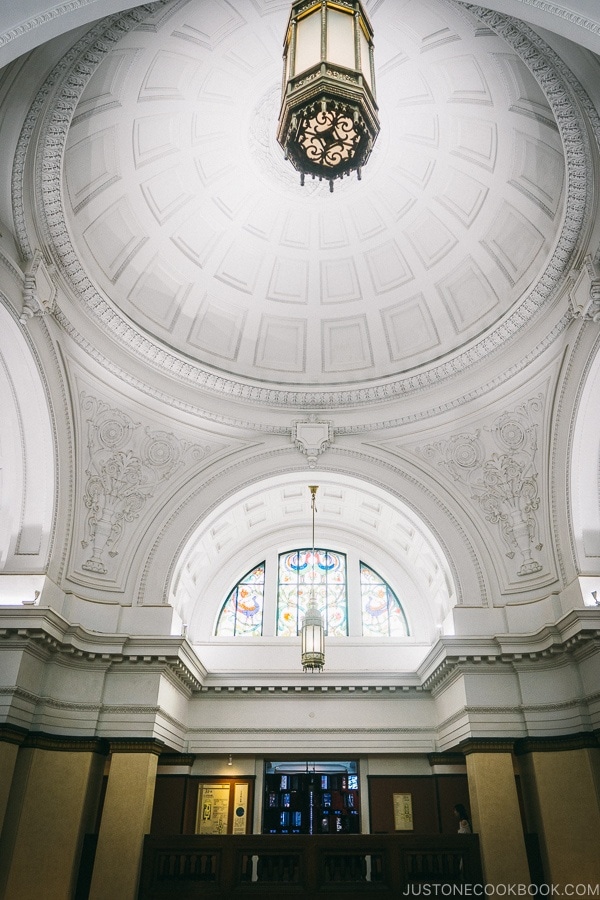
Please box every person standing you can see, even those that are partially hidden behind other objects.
[454,803,472,834]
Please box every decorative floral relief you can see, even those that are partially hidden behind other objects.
[80,394,202,575]
[418,397,544,576]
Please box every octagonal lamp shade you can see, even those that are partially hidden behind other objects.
[301,591,325,672]
[277,0,380,191]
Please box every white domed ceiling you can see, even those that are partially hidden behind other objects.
[63,0,565,387]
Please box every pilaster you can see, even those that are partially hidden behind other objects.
[0,734,106,900]
[462,740,530,886]
[516,736,600,886]
[88,739,163,900]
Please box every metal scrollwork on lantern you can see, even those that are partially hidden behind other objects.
[277,0,379,191]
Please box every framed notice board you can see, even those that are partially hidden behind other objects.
[193,778,252,835]
[393,792,414,831]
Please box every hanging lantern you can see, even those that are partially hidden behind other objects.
[277,0,379,191]
[301,591,325,672]
[301,485,325,672]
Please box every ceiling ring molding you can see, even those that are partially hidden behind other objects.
[11,6,163,263]
[45,304,571,436]
[506,0,600,42]
[14,0,597,408]
[466,3,600,162]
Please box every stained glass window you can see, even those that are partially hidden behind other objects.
[360,563,409,636]
[215,563,265,636]
[277,548,348,637]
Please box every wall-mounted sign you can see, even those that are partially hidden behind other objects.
[393,792,413,831]
[196,783,231,835]
[232,783,248,834]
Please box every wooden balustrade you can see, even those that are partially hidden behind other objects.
[138,833,483,899]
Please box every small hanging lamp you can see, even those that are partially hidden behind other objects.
[277,0,379,191]
[301,485,325,672]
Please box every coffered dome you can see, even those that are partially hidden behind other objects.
[62,0,566,389]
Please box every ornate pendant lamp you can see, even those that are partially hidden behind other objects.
[277,0,379,191]
[301,485,325,672]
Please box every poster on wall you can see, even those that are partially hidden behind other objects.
[232,783,249,834]
[196,783,231,834]
[393,792,414,831]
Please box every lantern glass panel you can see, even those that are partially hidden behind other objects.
[295,10,321,76]
[327,8,355,70]
[359,27,371,88]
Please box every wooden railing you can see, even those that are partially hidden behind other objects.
[138,833,483,899]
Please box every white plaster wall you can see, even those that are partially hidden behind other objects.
[0,303,54,578]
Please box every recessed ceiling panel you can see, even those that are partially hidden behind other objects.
[63,0,565,386]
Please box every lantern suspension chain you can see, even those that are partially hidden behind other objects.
[310,484,318,572]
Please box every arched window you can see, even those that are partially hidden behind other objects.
[277,548,348,637]
[360,563,409,636]
[215,563,265,636]
[215,554,409,638]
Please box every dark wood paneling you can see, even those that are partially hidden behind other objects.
[369,774,470,835]
[436,774,470,834]
[150,775,187,835]
[369,776,439,834]
[152,775,255,835]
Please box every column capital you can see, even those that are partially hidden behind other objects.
[157,752,195,767]
[22,731,109,754]
[0,724,28,746]
[458,738,516,755]
[427,752,465,765]
[514,732,599,754]
[108,738,165,756]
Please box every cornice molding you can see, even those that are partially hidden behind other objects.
[428,752,466,766]
[509,0,600,40]
[0,723,29,746]
[186,726,434,736]
[22,731,109,753]
[13,3,595,411]
[1,606,598,695]
[2,728,168,755]
[441,731,600,756]
[158,753,195,767]
[419,607,600,691]
[458,738,517,755]
[108,738,165,755]
[514,732,600,754]
[0,606,206,692]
